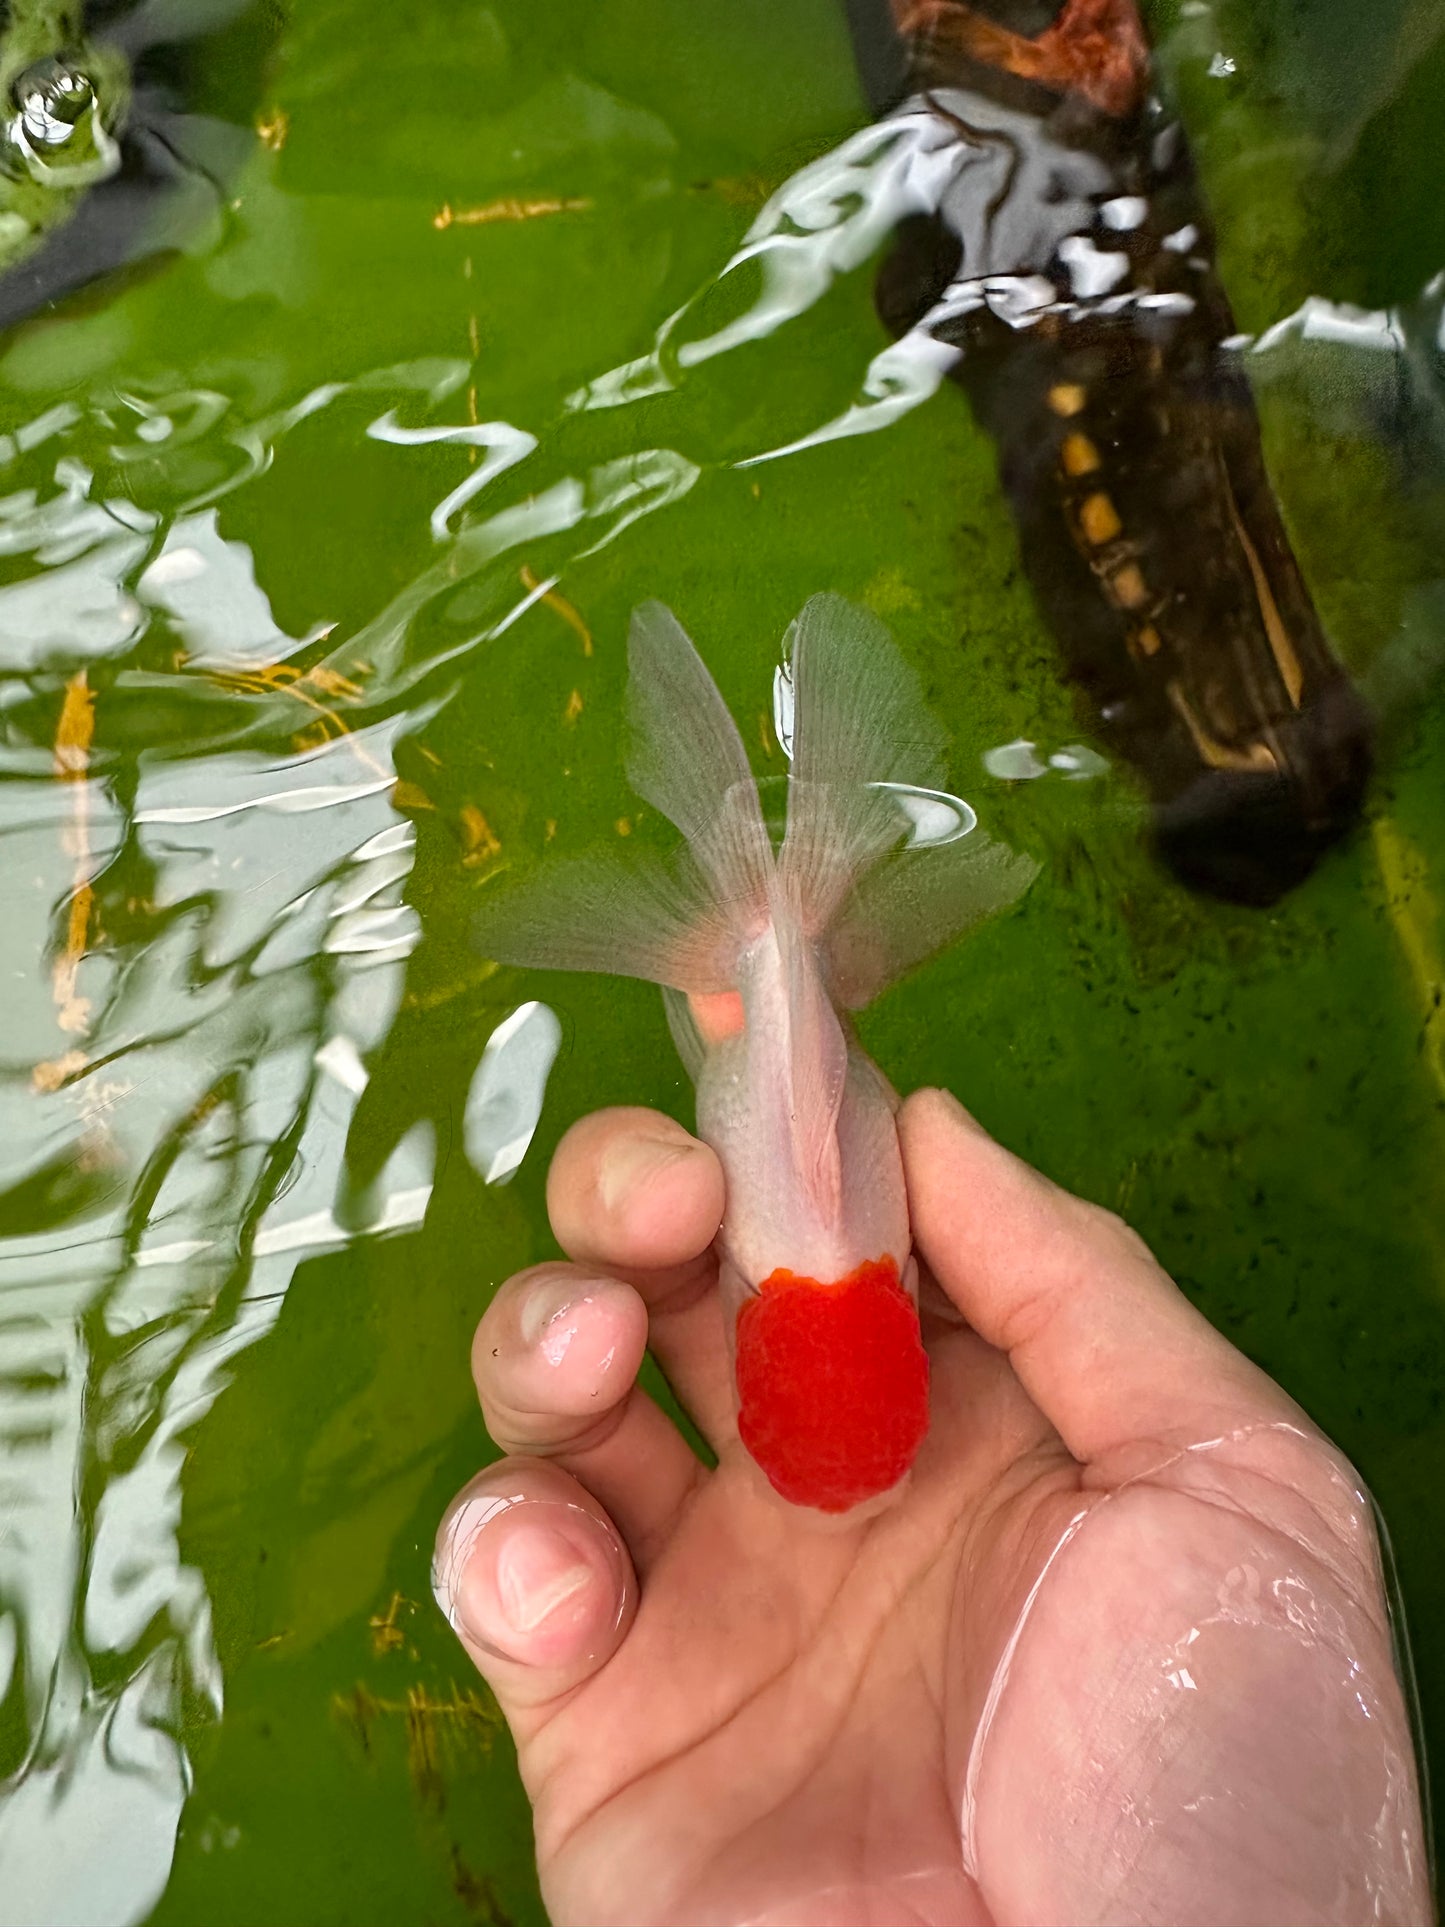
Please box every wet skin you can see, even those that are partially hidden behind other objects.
[433,1091,1428,1927]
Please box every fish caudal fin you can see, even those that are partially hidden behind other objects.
[475,593,1037,1007]
[474,844,738,993]
[476,603,774,991]
[827,827,1039,1009]
[627,600,772,916]
[776,592,1038,1002]
[778,593,949,931]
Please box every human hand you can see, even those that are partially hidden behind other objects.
[433,1090,1428,1926]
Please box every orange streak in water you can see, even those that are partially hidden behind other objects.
[52,670,95,1037]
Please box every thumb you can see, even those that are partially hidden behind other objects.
[899,1086,1298,1466]
[433,1458,635,1724]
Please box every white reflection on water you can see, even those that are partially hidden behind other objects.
[984,739,1111,783]
[1239,271,1445,706]
[465,1001,563,1186]
[0,750,420,1927]
[0,341,602,1915]
[365,409,537,541]
[567,108,966,413]
[0,409,456,1920]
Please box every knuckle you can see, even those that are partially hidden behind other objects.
[992,1274,1063,1358]
[481,1392,631,1462]
[1063,1191,1158,1272]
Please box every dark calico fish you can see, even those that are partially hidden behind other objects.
[0,0,278,331]
[845,0,1373,905]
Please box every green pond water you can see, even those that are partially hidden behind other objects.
[0,0,1441,1921]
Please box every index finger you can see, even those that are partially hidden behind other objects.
[546,1106,736,1448]
[899,1088,1304,1467]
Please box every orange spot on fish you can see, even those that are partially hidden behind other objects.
[1108,561,1151,610]
[897,0,1150,119]
[1078,492,1123,546]
[1060,431,1100,476]
[734,1256,929,1512]
[688,990,745,1044]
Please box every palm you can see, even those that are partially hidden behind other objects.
[436,1096,1427,1927]
[523,1317,1075,1926]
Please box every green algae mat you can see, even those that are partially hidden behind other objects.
[0,0,1440,1920]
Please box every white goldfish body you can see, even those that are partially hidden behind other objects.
[478,595,1035,1511]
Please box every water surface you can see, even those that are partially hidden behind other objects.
[0,1,1441,1920]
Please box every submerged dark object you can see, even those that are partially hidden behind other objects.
[846,0,1373,905]
[0,0,277,331]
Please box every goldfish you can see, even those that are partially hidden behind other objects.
[477,594,1035,1513]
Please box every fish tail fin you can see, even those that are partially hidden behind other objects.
[473,843,740,993]
[475,602,770,990]
[776,592,948,931]
[776,592,1037,1003]
[627,600,773,924]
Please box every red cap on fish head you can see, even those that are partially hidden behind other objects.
[734,1256,930,1512]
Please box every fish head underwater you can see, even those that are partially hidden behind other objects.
[477,594,1037,1513]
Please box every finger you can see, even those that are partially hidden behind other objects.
[433,1460,634,1722]
[899,1088,1302,1466]
[474,1264,705,1561]
[546,1107,736,1447]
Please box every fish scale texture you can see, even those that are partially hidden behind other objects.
[734,1256,930,1512]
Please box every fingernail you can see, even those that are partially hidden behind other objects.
[517,1271,629,1369]
[597,1128,696,1214]
[432,1489,630,1660]
[495,1527,594,1633]
[517,1271,584,1352]
[432,1488,511,1644]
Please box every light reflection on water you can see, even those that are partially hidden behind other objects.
[0,699,421,1922]
[0,1,1440,1921]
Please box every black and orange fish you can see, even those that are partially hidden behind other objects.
[845,0,1373,904]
